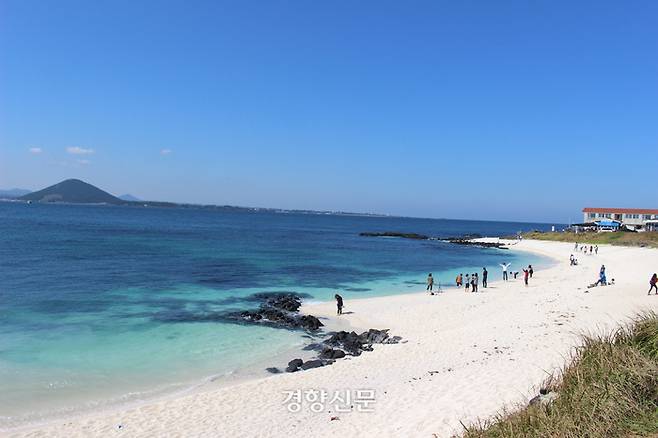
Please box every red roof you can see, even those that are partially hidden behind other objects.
[583,207,658,215]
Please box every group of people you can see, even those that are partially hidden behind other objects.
[499,262,533,285]
[454,268,488,292]
[574,242,598,255]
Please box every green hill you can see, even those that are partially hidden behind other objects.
[20,179,123,204]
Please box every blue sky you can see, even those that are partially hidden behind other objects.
[1,1,656,222]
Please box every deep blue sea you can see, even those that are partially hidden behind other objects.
[0,202,558,424]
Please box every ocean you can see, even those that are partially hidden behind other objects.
[0,202,557,425]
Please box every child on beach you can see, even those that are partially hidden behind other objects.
[456,273,463,287]
[472,273,479,292]
[335,294,344,315]
[522,268,529,286]
[649,274,658,295]
[528,265,534,278]
[465,274,470,291]
[427,273,434,292]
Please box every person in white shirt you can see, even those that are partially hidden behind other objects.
[500,262,511,281]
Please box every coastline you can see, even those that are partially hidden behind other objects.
[6,239,658,437]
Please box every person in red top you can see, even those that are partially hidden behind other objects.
[522,268,529,286]
[649,274,658,295]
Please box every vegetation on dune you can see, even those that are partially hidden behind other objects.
[522,231,658,248]
[461,313,658,437]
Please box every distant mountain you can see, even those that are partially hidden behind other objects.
[118,194,141,202]
[0,188,32,198]
[20,179,123,204]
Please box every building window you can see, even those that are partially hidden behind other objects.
[589,213,596,219]
[644,215,652,220]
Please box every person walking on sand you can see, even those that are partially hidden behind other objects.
[482,267,488,288]
[456,273,463,287]
[335,294,344,315]
[426,273,434,292]
[595,245,598,255]
[574,242,578,251]
[570,254,575,266]
[500,262,511,281]
[649,274,658,295]
[522,268,529,286]
[528,265,534,278]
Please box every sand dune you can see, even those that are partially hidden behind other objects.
[7,240,658,438]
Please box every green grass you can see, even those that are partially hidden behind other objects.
[522,231,658,248]
[461,313,658,437]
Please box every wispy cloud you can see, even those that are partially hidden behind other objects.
[160,148,172,155]
[76,159,91,165]
[66,146,94,155]
[28,147,43,154]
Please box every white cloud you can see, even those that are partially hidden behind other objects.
[66,146,94,155]
[160,148,172,155]
[28,147,43,154]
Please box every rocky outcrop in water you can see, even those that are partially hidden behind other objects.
[230,292,323,331]
[359,232,429,240]
[441,238,508,249]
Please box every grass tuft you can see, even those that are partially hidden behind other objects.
[461,313,658,437]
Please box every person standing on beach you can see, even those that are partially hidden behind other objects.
[649,274,658,295]
[522,268,529,286]
[574,242,578,251]
[427,273,434,292]
[465,274,470,291]
[570,254,575,266]
[456,273,463,287]
[473,273,479,292]
[595,245,599,255]
[528,265,534,278]
[335,294,344,315]
[500,263,510,281]
[482,267,488,288]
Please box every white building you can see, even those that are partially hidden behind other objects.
[582,208,658,229]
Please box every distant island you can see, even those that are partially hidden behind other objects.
[2,178,390,218]
[20,179,123,204]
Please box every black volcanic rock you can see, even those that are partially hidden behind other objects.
[225,292,324,332]
[286,358,304,372]
[360,232,429,240]
[20,179,123,204]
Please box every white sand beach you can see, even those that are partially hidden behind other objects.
[6,239,658,438]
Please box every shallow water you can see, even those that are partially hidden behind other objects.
[0,203,555,424]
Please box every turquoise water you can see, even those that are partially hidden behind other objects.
[0,203,554,423]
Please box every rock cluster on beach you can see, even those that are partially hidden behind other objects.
[277,329,402,373]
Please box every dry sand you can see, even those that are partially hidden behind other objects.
[6,239,658,438]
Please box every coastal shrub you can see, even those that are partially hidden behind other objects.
[461,313,658,437]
